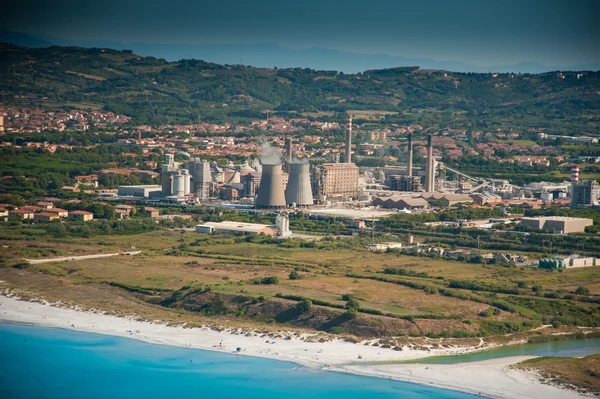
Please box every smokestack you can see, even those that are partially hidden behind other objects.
[407,133,413,177]
[570,165,580,207]
[285,162,313,206]
[426,134,434,192]
[256,163,287,209]
[286,137,293,164]
[571,165,580,183]
[345,115,353,163]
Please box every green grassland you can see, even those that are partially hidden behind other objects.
[1,228,599,341]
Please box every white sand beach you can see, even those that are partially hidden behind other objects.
[0,294,586,399]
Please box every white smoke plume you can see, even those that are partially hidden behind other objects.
[258,138,283,165]
[291,156,309,164]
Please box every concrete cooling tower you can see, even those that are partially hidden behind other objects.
[285,162,313,206]
[256,163,286,208]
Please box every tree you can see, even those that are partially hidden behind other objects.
[346,297,360,310]
[295,299,312,315]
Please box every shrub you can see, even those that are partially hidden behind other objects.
[346,297,360,310]
[295,299,313,315]
[289,270,302,280]
[575,286,590,295]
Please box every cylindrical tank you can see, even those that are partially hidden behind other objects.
[173,174,185,197]
[541,193,553,202]
[182,169,191,195]
[285,162,313,206]
[256,163,286,208]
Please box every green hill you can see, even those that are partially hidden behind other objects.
[1,43,599,134]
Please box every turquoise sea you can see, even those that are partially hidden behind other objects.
[0,323,482,399]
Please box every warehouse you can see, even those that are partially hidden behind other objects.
[519,216,593,234]
[117,185,163,198]
[195,221,279,236]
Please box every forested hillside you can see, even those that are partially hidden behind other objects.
[1,44,599,134]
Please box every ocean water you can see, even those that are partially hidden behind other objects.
[0,323,482,399]
[410,338,600,365]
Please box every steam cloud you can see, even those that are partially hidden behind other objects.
[258,139,283,165]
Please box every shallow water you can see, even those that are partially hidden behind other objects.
[410,338,600,364]
[0,323,482,399]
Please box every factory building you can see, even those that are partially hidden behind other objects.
[242,172,261,198]
[195,221,280,236]
[313,163,359,199]
[117,185,163,198]
[389,175,422,192]
[519,216,593,234]
[571,181,598,208]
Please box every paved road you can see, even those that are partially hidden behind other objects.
[26,251,141,264]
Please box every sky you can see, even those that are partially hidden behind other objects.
[2,0,599,67]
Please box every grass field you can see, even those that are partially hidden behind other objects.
[1,230,599,339]
[515,355,600,395]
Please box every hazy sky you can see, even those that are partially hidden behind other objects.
[3,0,599,66]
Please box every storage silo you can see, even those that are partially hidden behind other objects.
[255,163,286,208]
[182,169,191,195]
[285,162,313,206]
[173,174,185,197]
[161,165,173,195]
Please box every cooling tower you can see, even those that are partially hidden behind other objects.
[407,133,413,177]
[285,162,314,206]
[256,163,286,208]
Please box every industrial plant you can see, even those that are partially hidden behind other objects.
[112,114,597,215]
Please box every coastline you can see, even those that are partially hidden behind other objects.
[0,294,587,399]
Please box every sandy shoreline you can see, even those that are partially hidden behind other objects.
[0,294,586,399]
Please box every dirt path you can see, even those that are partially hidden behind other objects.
[26,251,141,264]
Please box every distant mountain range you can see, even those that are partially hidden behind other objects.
[1,29,599,74]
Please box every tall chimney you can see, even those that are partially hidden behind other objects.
[345,115,353,163]
[407,133,413,177]
[286,137,293,164]
[426,134,434,192]
[570,165,580,208]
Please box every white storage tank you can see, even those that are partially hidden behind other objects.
[182,169,191,195]
[173,174,185,197]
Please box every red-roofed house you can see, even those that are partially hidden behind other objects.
[69,210,94,221]
[34,212,60,223]
[9,209,34,219]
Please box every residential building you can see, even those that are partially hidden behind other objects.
[68,210,94,221]
[9,209,34,219]
[144,207,160,218]
[34,212,60,223]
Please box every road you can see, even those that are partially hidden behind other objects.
[26,251,141,264]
